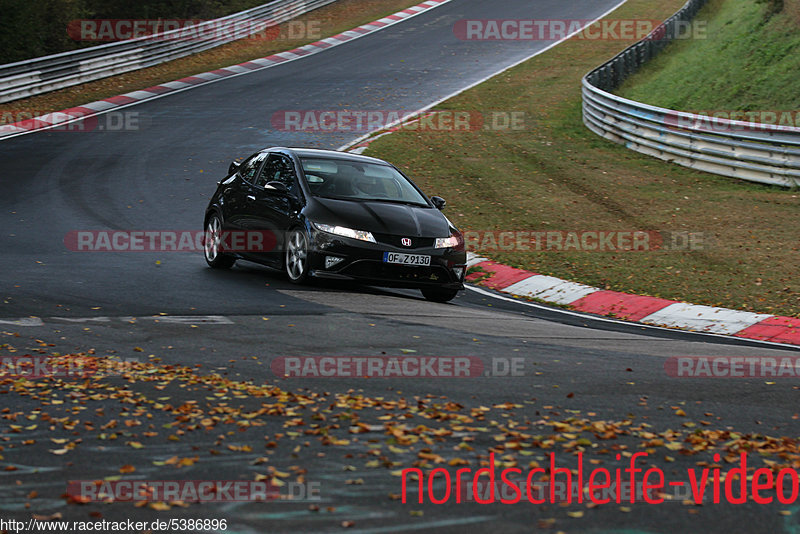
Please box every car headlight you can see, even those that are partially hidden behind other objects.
[435,233,463,249]
[315,223,376,243]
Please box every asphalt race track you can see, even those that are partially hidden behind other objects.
[1,1,799,533]
[0,0,627,319]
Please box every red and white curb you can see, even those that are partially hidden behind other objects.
[466,253,800,347]
[0,0,452,140]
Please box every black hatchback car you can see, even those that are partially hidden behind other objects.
[203,147,466,302]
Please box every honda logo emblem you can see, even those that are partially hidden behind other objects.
[401,238,412,247]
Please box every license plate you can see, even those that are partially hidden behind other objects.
[383,252,431,266]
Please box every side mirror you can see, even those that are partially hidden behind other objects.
[430,196,446,210]
[265,181,288,193]
[228,160,241,175]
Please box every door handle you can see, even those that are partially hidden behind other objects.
[246,195,256,201]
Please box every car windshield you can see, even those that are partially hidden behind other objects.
[300,157,429,206]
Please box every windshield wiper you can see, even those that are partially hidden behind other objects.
[315,195,428,207]
[315,194,351,201]
[360,198,428,207]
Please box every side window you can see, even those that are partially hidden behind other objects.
[256,154,298,193]
[239,152,267,183]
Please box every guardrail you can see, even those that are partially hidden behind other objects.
[582,0,800,187]
[0,0,336,104]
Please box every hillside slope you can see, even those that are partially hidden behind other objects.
[617,0,800,113]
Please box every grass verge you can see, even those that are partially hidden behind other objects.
[364,0,800,317]
[617,0,800,112]
[0,0,421,116]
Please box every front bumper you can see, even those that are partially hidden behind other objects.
[307,229,466,290]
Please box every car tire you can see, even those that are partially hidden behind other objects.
[285,227,310,284]
[204,214,236,269]
[420,287,459,303]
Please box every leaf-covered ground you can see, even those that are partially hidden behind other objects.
[3,338,800,526]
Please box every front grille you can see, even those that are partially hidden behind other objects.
[372,233,434,249]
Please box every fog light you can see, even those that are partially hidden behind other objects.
[325,256,344,269]
[453,267,464,280]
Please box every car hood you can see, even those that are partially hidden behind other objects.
[307,197,451,238]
